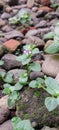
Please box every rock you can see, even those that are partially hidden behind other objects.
[5,30,24,40]
[25,29,38,37]
[42,54,59,77]
[41,126,58,130]
[8,69,26,83]
[41,0,50,5]
[32,7,38,12]
[2,25,13,32]
[44,40,53,50]
[0,19,6,27]
[3,39,21,52]
[2,54,21,70]
[0,0,4,11]
[55,73,59,84]
[27,0,34,8]
[0,120,13,130]
[0,95,8,109]
[45,12,59,20]
[22,36,45,47]
[35,20,47,28]
[38,6,52,13]
[16,87,59,126]
[1,12,11,19]
[5,6,12,13]
[30,71,44,80]
[0,108,10,124]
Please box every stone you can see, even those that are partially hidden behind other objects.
[38,6,52,13]
[42,54,59,77]
[44,40,53,50]
[0,19,6,27]
[0,108,10,124]
[0,120,13,130]
[27,0,34,8]
[5,6,12,13]
[55,73,59,84]
[0,45,4,56]
[0,95,8,109]
[5,30,24,40]
[2,25,13,32]
[3,39,21,52]
[22,36,45,47]
[1,12,11,19]
[35,20,47,28]
[8,0,18,6]
[41,0,50,5]
[8,69,26,83]
[41,126,58,130]
[25,29,38,37]
[2,54,21,70]
[30,71,44,80]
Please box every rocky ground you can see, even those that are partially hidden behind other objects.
[0,0,59,130]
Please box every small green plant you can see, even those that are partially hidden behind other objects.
[11,117,35,130]
[44,22,59,53]
[29,76,59,111]
[9,9,31,25]
[3,45,41,107]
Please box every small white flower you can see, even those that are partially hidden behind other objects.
[24,49,31,55]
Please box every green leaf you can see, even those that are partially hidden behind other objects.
[8,91,20,107]
[45,97,58,111]
[36,78,44,84]
[29,80,38,88]
[17,54,31,65]
[45,77,59,96]
[11,117,21,128]
[51,3,59,8]
[4,72,14,83]
[29,62,41,72]
[44,32,54,40]
[3,87,11,95]
[0,60,4,65]
[22,57,31,65]
[14,82,23,90]
[0,71,6,79]
[19,73,28,85]
[12,117,34,130]
[32,48,40,55]
[44,43,59,54]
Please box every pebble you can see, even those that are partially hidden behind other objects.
[42,54,59,77]
[0,120,13,130]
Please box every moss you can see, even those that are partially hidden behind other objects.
[16,102,29,111]
[24,114,30,119]
[34,91,40,97]
[51,110,58,116]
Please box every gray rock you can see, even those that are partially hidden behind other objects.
[1,12,11,19]
[5,30,24,40]
[0,120,13,130]
[25,29,38,37]
[41,126,58,130]
[42,54,59,77]
[0,108,10,124]
[30,71,44,80]
[2,54,21,70]
[1,25,13,32]
[22,36,45,46]
[35,20,47,28]
[0,96,8,109]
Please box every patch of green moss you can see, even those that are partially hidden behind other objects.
[51,110,58,116]
[34,91,40,97]
[24,114,30,119]
[16,103,29,111]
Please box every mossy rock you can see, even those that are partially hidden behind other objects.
[16,87,59,127]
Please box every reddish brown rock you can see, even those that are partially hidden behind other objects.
[3,39,21,52]
[41,0,50,6]
[38,6,52,12]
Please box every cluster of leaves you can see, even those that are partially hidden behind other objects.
[9,9,31,25]
[44,22,59,53]
[29,76,59,111]
[2,45,41,107]
[11,117,34,130]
